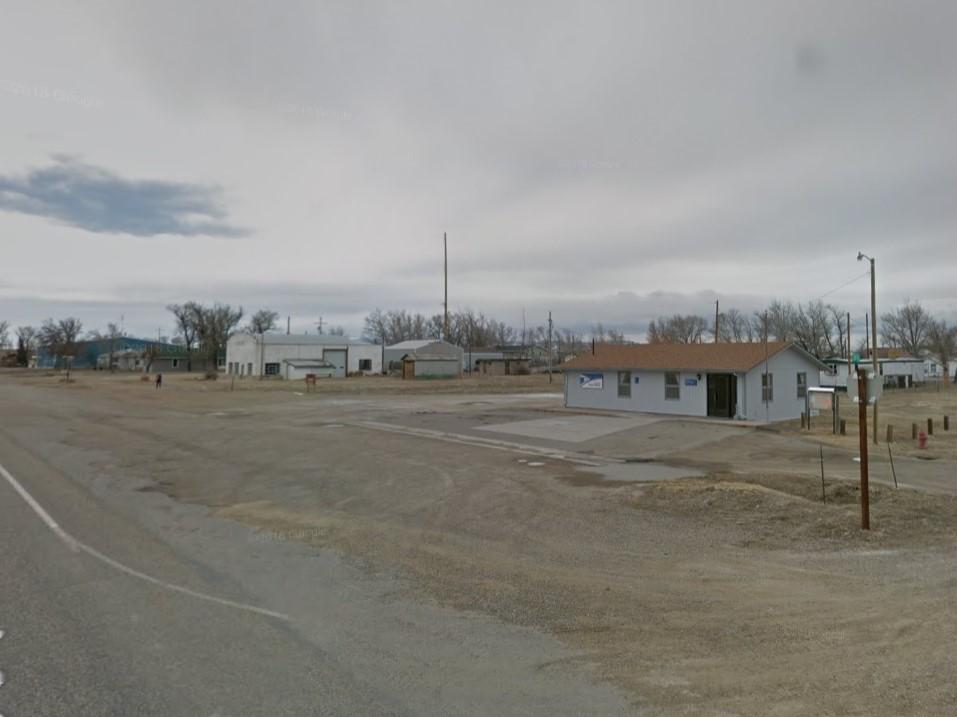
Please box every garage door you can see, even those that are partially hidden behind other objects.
[323,349,347,377]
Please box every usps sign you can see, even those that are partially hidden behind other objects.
[579,372,604,390]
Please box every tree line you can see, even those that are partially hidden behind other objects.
[4,298,954,375]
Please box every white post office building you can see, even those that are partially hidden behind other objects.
[562,342,826,422]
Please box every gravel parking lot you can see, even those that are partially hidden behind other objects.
[4,370,957,716]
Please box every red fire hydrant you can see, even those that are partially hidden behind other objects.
[918,431,928,449]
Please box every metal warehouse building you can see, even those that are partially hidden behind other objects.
[225,334,381,378]
[562,341,825,422]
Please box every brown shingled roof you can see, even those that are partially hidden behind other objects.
[562,341,798,372]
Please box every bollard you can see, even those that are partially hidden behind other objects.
[840,419,846,435]
[928,418,934,436]
[919,431,928,449]
[886,425,894,443]
[945,415,950,431]
[913,423,919,440]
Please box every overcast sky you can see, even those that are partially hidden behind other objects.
[2,1,956,341]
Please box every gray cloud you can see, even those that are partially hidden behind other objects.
[0,155,246,237]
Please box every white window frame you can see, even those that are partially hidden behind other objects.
[617,371,631,398]
[171,358,180,369]
[796,372,807,399]
[264,362,280,376]
[664,372,680,401]
[762,372,774,402]
[358,358,373,371]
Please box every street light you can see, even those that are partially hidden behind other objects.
[857,251,878,444]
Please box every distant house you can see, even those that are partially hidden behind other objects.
[562,341,826,422]
[823,356,926,388]
[462,347,505,373]
[37,337,181,370]
[225,333,381,378]
[383,340,464,374]
[475,357,530,376]
[400,351,462,379]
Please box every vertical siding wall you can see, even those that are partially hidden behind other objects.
[564,370,708,416]
[743,349,822,422]
[225,337,382,376]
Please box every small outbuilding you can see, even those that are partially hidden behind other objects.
[384,340,464,373]
[562,341,826,422]
[400,351,462,379]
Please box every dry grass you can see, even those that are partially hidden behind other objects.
[0,367,563,396]
[778,382,957,459]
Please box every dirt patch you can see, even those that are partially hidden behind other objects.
[637,472,957,549]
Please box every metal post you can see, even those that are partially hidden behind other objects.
[858,372,870,530]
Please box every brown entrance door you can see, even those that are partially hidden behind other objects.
[707,374,735,418]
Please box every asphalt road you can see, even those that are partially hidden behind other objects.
[0,377,632,716]
[0,432,398,716]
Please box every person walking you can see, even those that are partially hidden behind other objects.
[155,373,163,389]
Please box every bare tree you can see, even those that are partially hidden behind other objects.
[327,325,346,336]
[16,325,37,366]
[189,303,243,375]
[246,309,280,335]
[167,302,201,371]
[0,320,9,349]
[648,314,708,343]
[881,300,932,355]
[38,317,83,368]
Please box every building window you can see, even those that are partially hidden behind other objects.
[247,362,253,376]
[796,372,807,399]
[665,372,680,400]
[171,359,180,369]
[617,371,631,398]
[762,373,774,402]
[359,359,372,371]
[264,362,280,376]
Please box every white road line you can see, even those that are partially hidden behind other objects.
[0,462,289,622]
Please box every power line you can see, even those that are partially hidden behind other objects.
[815,270,871,302]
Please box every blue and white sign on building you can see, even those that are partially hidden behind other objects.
[579,372,604,390]
[685,378,698,386]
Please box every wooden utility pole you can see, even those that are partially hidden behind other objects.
[286,316,291,335]
[763,311,770,423]
[443,232,449,341]
[714,300,720,343]
[869,256,879,445]
[858,370,870,529]
[316,316,323,335]
[547,311,553,384]
[846,312,851,373]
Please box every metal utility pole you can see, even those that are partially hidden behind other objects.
[286,316,291,335]
[858,370,870,530]
[443,232,449,341]
[714,299,720,343]
[316,316,323,335]
[547,311,553,384]
[858,252,878,444]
